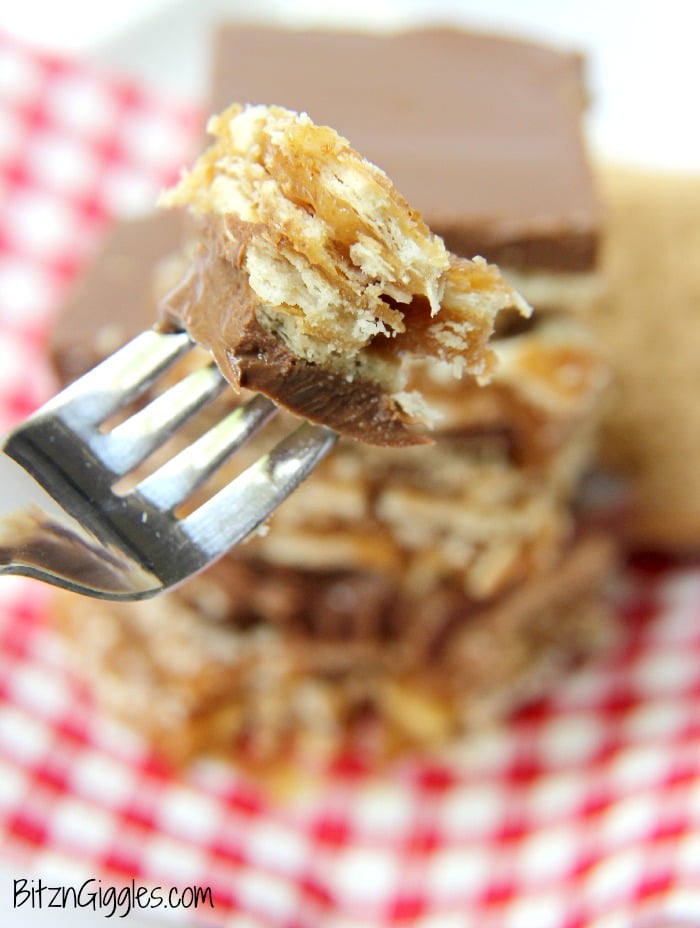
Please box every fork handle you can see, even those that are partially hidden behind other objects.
[0,445,64,518]
[0,451,159,599]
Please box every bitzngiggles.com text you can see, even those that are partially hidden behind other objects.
[14,877,215,918]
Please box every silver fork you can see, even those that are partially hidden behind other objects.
[0,328,337,600]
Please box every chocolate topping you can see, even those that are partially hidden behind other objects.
[212,26,600,271]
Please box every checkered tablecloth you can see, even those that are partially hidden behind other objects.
[2,32,700,928]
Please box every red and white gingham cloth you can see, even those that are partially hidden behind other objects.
[2,33,700,928]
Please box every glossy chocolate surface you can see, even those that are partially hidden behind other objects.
[212,26,600,270]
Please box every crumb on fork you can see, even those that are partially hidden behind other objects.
[159,103,530,445]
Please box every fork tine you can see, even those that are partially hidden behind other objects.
[93,362,226,475]
[46,329,193,428]
[180,421,338,559]
[134,394,279,511]
[2,320,339,598]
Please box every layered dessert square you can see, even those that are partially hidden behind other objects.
[50,28,615,766]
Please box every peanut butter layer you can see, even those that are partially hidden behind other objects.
[159,104,529,445]
[212,26,600,273]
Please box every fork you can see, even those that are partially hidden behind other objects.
[0,328,337,600]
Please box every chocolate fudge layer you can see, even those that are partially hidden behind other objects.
[211,26,601,309]
[50,210,615,765]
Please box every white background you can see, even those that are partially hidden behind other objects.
[3,0,700,171]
